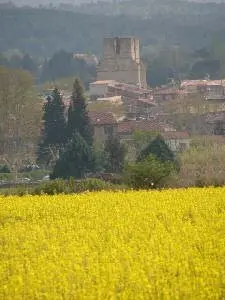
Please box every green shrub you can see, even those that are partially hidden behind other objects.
[0,164,10,173]
[33,179,70,195]
[33,178,123,195]
[124,154,175,189]
[74,178,113,193]
[1,185,34,196]
[0,173,13,181]
[195,176,206,188]
[1,177,126,196]
[195,175,225,188]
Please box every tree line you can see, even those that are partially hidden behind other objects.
[3,43,225,89]
[0,7,225,57]
[0,50,96,88]
[1,6,225,87]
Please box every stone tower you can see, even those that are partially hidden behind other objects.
[97,37,147,88]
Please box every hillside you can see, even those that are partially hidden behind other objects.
[0,7,225,57]
[4,0,225,7]
[73,0,225,19]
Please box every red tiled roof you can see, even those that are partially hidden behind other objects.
[153,88,179,95]
[181,79,225,88]
[161,131,190,140]
[118,120,171,134]
[181,80,208,87]
[89,111,117,125]
[90,80,117,85]
[137,97,155,105]
[206,80,225,86]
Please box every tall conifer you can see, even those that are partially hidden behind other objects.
[138,135,175,163]
[67,78,93,145]
[37,88,66,167]
[51,131,94,179]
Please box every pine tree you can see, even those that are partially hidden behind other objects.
[51,131,94,179]
[37,88,66,167]
[67,78,93,145]
[138,135,175,163]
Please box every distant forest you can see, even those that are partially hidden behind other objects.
[0,4,225,57]
[1,2,225,86]
[73,0,225,19]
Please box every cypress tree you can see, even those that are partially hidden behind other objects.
[67,78,93,145]
[51,131,94,179]
[37,88,66,167]
[104,137,126,173]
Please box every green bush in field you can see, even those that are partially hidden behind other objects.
[33,178,122,195]
[0,173,13,181]
[0,164,10,173]
[124,154,175,189]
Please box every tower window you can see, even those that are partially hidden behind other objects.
[114,38,120,55]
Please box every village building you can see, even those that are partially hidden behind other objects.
[88,111,118,144]
[206,112,225,135]
[97,37,147,88]
[180,80,208,94]
[124,98,155,120]
[88,111,190,156]
[153,87,180,103]
[205,80,225,101]
[180,79,225,102]
[88,37,159,120]
[117,119,174,140]
[161,131,191,153]
[89,80,155,119]
[117,119,190,158]
[89,80,117,100]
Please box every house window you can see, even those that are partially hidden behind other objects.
[104,125,113,136]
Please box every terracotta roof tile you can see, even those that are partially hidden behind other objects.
[89,111,117,125]
[181,79,225,88]
[181,80,208,87]
[161,131,190,140]
[137,97,155,105]
[153,88,179,95]
[90,80,117,85]
[118,120,173,134]
[206,80,225,86]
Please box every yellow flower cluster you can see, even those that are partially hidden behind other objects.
[0,188,224,299]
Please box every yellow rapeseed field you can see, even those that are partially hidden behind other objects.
[0,188,224,299]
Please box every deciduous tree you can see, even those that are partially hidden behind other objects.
[0,66,42,175]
